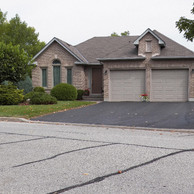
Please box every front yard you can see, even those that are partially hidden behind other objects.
[0,101,96,119]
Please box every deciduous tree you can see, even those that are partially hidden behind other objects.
[176,3,194,42]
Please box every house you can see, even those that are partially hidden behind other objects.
[32,28,194,102]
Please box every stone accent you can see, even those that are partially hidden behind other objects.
[32,41,85,91]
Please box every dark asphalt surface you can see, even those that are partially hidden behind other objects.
[31,102,194,129]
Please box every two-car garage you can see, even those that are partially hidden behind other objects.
[109,69,188,102]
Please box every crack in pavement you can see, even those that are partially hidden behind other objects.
[0,131,183,151]
[0,137,48,146]
[12,143,116,168]
[48,148,194,194]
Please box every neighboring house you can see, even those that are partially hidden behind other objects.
[32,28,194,102]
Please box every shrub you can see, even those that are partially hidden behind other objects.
[24,91,38,101]
[0,85,24,105]
[51,83,77,101]
[30,92,57,105]
[33,86,45,93]
[16,76,33,94]
[77,90,84,100]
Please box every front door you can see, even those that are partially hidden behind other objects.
[92,68,102,94]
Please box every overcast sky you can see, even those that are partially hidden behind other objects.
[1,0,194,51]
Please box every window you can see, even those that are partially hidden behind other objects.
[146,41,152,52]
[53,66,61,86]
[42,68,47,87]
[67,68,72,84]
[53,59,61,86]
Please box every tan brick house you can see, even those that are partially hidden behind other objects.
[32,28,194,102]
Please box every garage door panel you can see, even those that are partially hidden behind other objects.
[110,70,145,101]
[152,70,188,102]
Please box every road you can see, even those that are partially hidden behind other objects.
[0,121,194,194]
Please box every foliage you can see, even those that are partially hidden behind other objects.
[111,30,130,37]
[176,3,194,42]
[0,85,24,105]
[0,101,96,119]
[24,91,38,101]
[24,91,57,105]
[33,86,45,93]
[83,89,90,96]
[0,42,29,83]
[51,83,77,101]
[16,75,33,94]
[77,89,84,100]
[0,10,45,57]
[30,92,57,105]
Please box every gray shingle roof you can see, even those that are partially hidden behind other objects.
[75,30,194,63]
[75,36,139,63]
[33,29,194,63]
[153,30,194,57]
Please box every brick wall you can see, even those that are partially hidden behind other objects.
[32,41,85,91]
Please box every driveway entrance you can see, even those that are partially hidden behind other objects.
[32,102,194,129]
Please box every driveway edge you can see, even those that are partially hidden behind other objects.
[0,117,194,133]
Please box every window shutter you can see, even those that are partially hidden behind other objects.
[42,68,47,87]
[67,68,72,84]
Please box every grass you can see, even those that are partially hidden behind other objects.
[0,101,96,119]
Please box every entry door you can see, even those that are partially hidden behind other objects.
[92,68,102,94]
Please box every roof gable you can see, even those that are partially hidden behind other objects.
[32,37,84,62]
[134,28,165,47]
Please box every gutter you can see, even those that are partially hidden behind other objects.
[152,56,194,60]
[97,57,146,61]
[75,62,102,66]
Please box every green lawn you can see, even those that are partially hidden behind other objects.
[0,101,96,119]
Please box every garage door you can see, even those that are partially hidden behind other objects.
[110,70,145,101]
[152,70,188,102]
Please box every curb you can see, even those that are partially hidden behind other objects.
[1,117,194,134]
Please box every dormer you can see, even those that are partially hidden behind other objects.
[134,28,165,57]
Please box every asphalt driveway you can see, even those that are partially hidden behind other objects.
[32,102,194,129]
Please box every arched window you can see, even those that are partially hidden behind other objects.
[53,59,61,64]
[53,59,61,86]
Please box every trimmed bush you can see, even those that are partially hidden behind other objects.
[0,85,24,105]
[30,92,57,105]
[77,90,84,100]
[24,91,38,101]
[51,83,77,101]
[16,76,33,94]
[33,86,45,93]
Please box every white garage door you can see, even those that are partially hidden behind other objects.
[152,70,188,102]
[110,70,145,101]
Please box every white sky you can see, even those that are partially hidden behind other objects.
[1,0,194,51]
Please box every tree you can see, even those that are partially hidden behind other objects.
[111,30,130,37]
[176,3,194,42]
[0,10,45,57]
[0,42,29,83]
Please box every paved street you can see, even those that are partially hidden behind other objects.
[32,102,194,129]
[0,121,194,193]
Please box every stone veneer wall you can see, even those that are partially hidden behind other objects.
[32,41,85,91]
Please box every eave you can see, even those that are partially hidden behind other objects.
[32,37,83,62]
[152,56,194,60]
[75,62,102,66]
[134,28,166,47]
[97,57,146,62]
